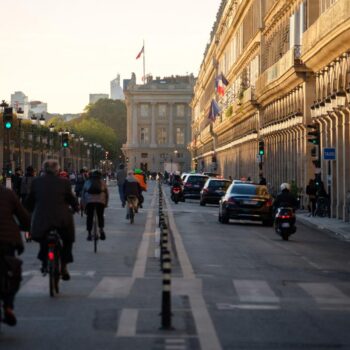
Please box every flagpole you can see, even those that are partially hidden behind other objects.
[143,39,146,84]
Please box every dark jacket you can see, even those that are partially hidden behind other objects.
[82,177,109,206]
[0,187,31,250]
[123,178,142,200]
[25,174,78,242]
[273,189,298,210]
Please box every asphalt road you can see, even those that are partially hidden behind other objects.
[1,181,350,350]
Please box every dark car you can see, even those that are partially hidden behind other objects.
[183,174,209,199]
[200,178,231,206]
[218,183,274,225]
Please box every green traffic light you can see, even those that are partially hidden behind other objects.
[259,150,264,155]
[63,142,68,148]
[5,121,12,129]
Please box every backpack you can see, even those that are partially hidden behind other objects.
[87,178,102,194]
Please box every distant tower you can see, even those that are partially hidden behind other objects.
[110,74,125,100]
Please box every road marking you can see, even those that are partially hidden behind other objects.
[233,280,280,303]
[165,339,186,344]
[164,191,222,350]
[132,188,157,278]
[22,270,96,278]
[116,308,138,337]
[298,282,350,304]
[89,277,133,298]
[217,303,280,310]
[18,276,48,296]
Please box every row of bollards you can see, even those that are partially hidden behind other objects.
[158,181,173,330]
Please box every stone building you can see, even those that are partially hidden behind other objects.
[191,0,350,221]
[123,74,194,172]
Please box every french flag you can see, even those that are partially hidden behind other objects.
[208,99,220,122]
[215,73,229,96]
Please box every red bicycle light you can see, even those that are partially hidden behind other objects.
[48,251,55,261]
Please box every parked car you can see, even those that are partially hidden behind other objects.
[183,174,209,199]
[200,178,232,206]
[218,183,274,225]
[202,172,220,177]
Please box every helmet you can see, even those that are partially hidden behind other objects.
[91,169,102,177]
[280,183,290,191]
[134,168,143,175]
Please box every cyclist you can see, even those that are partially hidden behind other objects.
[123,171,142,219]
[25,160,79,281]
[74,168,87,214]
[81,170,109,241]
[0,185,30,326]
[134,169,147,208]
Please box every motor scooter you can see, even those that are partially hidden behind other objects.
[171,186,182,204]
[274,207,296,241]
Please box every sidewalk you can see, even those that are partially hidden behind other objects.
[297,211,350,241]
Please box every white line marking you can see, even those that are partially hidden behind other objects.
[233,280,280,303]
[132,188,157,278]
[299,282,350,304]
[89,277,133,298]
[217,303,280,310]
[165,339,186,344]
[116,308,138,337]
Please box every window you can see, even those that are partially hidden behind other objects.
[159,104,167,118]
[157,127,167,144]
[141,153,148,158]
[176,104,185,117]
[176,127,185,145]
[140,127,149,144]
[140,104,149,117]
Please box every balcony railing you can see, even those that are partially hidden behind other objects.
[256,45,301,94]
[302,0,350,55]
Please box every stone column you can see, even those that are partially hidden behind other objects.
[150,103,157,147]
[126,100,133,146]
[132,105,138,146]
[342,109,350,221]
[335,111,344,219]
[168,103,174,147]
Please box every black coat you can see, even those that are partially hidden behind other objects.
[25,174,78,242]
[273,190,298,210]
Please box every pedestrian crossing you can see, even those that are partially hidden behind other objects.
[17,274,350,311]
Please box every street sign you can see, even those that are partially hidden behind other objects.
[256,154,263,163]
[323,148,336,160]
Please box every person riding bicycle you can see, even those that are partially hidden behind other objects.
[134,169,147,208]
[0,186,31,326]
[25,160,79,281]
[81,170,109,241]
[123,171,142,219]
[273,183,298,212]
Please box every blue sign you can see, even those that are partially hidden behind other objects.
[323,148,336,160]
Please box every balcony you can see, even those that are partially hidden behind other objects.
[302,0,350,68]
[256,46,302,96]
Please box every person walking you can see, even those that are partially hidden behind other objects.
[116,164,127,207]
[0,186,31,326]
[306,179,317,216]
[25,160,79,280]
[20,166,35,203]
[259,174,267,185]
[11,167,22,198]
[82,170,109,241]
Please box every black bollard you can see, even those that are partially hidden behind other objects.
[160,256,173,330]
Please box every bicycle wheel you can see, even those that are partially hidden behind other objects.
[129,206,134,224]
[93,209,98,253]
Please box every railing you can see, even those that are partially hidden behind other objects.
[302,0,350,55]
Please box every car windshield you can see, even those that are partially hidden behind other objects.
[187,176,208,184]
[209,181,231,189]
[230,184,268,196]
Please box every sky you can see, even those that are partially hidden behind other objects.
[0,0,221,114]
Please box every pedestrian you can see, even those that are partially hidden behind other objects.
[11,167,22,198]
[306,179,317,216]
[259,174,267,185]
[0,185,31,326]
[20,166,35,203]
[25,160,79,280]
[82,170,109,241]
[116,164,127,207]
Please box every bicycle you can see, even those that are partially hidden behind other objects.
[46,230,62,297]
[314,196,330,217]
[127,195,138,224]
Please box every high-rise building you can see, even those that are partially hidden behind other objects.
[89,94,109,104]
[29,100,48,115]
[11,91,29,118]
[110,74,125,100]
[123,73,195,172]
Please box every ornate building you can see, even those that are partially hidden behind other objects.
[191,0,350,221]
[123,74,194,172]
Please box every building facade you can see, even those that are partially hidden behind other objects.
[191,0,350,221]
[110,74,125,100]
[11,91,29,118]
[29,100,48,114]
[123,74,194,172]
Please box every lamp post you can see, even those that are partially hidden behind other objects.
[38,114,45,164]
[16,107,24,169]
[0,100,11,179]
[30,114,38,168]
[48,123,54,158]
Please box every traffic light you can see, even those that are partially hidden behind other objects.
[258,140,265,156]
[3,107,13,129]
[62,133,69,148]
[307,123,320,145]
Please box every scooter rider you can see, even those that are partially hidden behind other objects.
[273,183,298,211]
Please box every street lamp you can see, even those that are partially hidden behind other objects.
[48,123,54,158]
[16,107,24,168]
[0,100,11,178]
[31,114,38,167]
